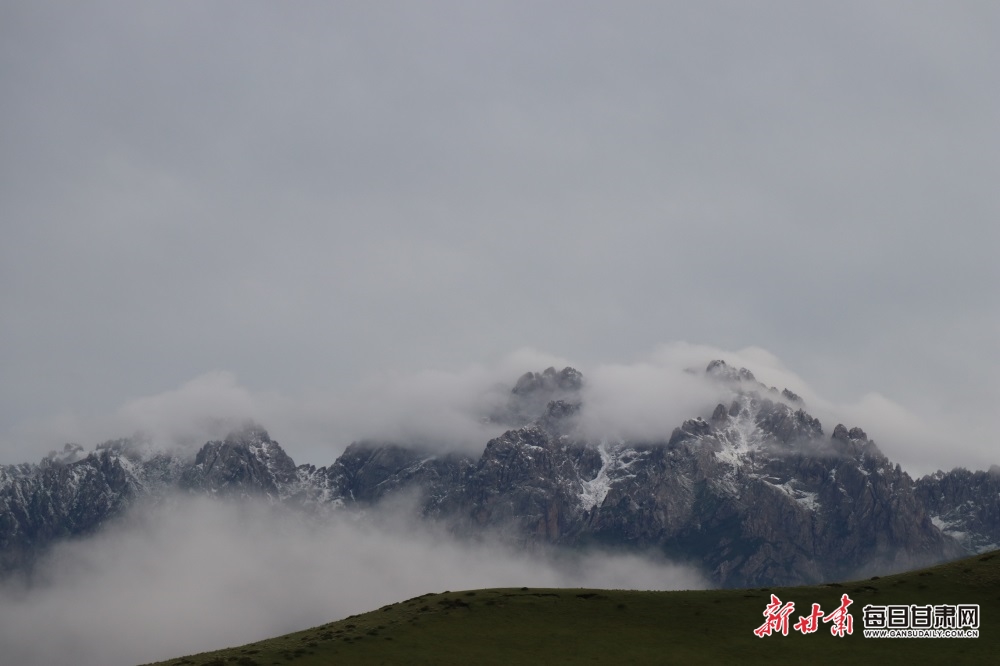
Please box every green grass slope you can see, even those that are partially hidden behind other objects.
[144,551,1000,666]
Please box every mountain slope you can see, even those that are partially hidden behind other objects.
[1,361,994,586]
[141,548,1000,666]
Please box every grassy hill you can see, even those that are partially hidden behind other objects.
[144,551,999,665]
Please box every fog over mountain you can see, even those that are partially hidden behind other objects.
[0,495,705,666]
[3,354,998,664]
[8,344,987,479]
[1,3,997,665]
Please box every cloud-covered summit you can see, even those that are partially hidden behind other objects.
[4,343,990,478]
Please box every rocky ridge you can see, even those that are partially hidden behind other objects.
[0,361,990,587]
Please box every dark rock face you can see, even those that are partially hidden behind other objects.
[706,359,757,384]
[0,441,146,573]
[181,426,298,498]
[496,366,583,427]
[0,362,993,587]
[915,466,1000,553]
[314,441,473,507]
[447,425,601,542]
[568,395,958,586]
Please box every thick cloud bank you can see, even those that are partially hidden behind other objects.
[6,343,993,477]
[0,495,706,666]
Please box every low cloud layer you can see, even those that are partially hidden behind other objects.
[3,343,992,477]
[0,343,993,664]
[0,495,706,666]
[576,343,803,442]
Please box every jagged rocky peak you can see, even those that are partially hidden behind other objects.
[831,424,868,442]
[705,359,757,383]
[185,424,298,494]
[667,416,712,446]
[499,366,583,426]
[781,388,803,404]
[43,442,85,465]
[41,437,147,470]
[538,399,582,436]
[221,423,278,449]
[753,399,824,445]
[95,436,150,460]
[513,366,583,395]
[915,466,1000,554]
[706,360,807,408]
[669,388,826,449]
[830,423,885,458]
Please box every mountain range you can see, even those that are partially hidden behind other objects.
[2,361,997,587]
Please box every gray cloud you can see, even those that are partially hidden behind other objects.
[0,495,706,666]
[3,348,572,460]
[7,342,988,478]
[0,0,997,547]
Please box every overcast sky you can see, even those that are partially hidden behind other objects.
[1,2,997,475]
